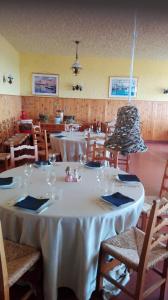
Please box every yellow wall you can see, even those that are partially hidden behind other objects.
[0,33,20,95]
[20,52,168,101]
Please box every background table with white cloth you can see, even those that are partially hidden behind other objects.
[50,131,105,161]
[0,162,144,300]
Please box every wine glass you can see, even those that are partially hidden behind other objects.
[24,163,33,179]
[79,154,87,166]
[48,153,56,166]
[46,169,56,187]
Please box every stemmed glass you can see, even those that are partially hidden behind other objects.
[96,168,109,194]
[46,169,56,186]
[48,153,56,166]
[24,163,33,178]
[79,154,87,166]
[23,163,33,195]
[46,169,57,200]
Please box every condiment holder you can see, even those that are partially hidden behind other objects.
[65,166,81,182]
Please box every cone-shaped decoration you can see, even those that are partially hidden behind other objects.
[105,105,148,155]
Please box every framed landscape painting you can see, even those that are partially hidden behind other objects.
[32,73,59,96]
[109,77,137,98]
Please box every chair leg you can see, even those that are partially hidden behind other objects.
[5,158,9,170]
[159,258,168,300]
[96,246,105,292]
[141,212,148,232]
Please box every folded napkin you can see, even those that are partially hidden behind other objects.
[35,160,51,166]
[85,161,102,168]
[101,192,134,207]
[14,196,49,212]
[0,177,13,186]
[118,174,140,182]
[56,135,65,139]
[53,131,62,134]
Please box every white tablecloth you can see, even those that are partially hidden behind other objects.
[0,163,144,300]
[50,132,105,161]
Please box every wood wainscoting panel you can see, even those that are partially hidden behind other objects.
[0,94,22,122]
[21,96,168,141]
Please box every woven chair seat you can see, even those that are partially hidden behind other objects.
[103,227,168,271]
[0,153,10,160]
[4,239,40,287]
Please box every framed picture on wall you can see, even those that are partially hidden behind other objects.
[32,73,59,96]
[108,76,137,98]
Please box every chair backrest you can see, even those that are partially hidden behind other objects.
[10,140,38,167]
[160,160,168,197]
[33,130,49,160]
[86,136,118,168]
[0,222,9,300]
[32,123,41,138]
[137,197,168,294]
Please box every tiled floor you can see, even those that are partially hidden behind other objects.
[4,142,168,300]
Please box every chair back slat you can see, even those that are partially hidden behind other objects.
[139,198,168,269]
[10,140,38,167]
[0,222,9,300]
[160,160,168,197]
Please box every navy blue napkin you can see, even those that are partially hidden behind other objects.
[118,174,140,182]
[35,160,51,166]
[0,177,13,186]
[53,131,62,134]
[101,192,134,207]
[56,135,65,138]
[14,196,49,212]
[85,161,102,168]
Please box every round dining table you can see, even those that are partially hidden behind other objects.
[0,162,144,300]
[50,131,105,161]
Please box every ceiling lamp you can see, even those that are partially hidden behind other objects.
[71,41,82,76]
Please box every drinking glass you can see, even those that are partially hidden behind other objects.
[24,163,33,178]
[79,154,87,166]
[46,169,56,187]
[48,153,56,166]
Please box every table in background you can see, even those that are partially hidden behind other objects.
[0,162,144,300]
[50,131,105,161]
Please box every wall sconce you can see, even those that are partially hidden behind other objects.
[72,84,82,91]
[163,89,168,94]
[8,75,14,84]
[3,74,14,84]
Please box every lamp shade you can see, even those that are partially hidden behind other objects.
[105,105,147,155]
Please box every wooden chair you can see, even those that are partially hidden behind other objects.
[10,140,38,168]
[118,153,130,172]
[0,221,43,300]
[32,122,41,137]
[0,153,11,170]
[33,129,49,161]
[86,136,119,168]
[96,197,168,300]
[140,159,168,231]
[33,130,60,161]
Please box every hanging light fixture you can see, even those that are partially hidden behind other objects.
[71,40,82,76]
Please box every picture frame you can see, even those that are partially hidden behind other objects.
[108,76,137,98]
[32,73,59,96]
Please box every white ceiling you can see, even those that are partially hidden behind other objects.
[1,1,168,60]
